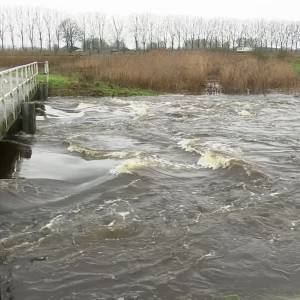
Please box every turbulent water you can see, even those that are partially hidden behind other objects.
[1,94,300,299]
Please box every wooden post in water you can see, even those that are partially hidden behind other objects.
[21,102,36,134]
[37,83,48,101]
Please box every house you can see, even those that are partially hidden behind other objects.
[236,47,254,53]
[60,46,84,53]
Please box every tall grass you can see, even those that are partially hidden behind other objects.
[0,50,298,94]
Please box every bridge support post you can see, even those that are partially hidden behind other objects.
[21,102,36,134]
[36,83,48,101]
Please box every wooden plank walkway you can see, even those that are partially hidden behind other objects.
[0,62,44,138]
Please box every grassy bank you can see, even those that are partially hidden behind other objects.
[38,74,156,97]
[2,50,300,95]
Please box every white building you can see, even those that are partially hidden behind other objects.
[236,47,254,53]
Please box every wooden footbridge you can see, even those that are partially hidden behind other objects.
[0,61,48,139]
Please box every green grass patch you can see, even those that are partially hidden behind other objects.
[287,54,300,75]
[292,61,300,74]
[38,73,157,97]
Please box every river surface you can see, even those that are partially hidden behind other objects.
[1,94,300,300]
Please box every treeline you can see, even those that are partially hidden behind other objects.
[1,6,300,52]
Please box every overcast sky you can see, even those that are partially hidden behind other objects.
[3,0,300,21]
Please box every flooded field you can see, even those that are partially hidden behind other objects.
[1,94,300,299]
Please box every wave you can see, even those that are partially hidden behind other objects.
[111,157,198,175]
[178,138,202,154]
[40,214,64,234]
[67,142,142,160]
[197,150,238,170]
[178,138,269,179]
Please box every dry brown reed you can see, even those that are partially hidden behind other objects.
[0,50,298,94]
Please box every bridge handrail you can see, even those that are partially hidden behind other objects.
[0,61,47,132]
[0,62,38,76]
[0,62,40,102]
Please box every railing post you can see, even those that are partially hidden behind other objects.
[20,67,24,100]
[0,73,3,99]
[16,68,19,87]
[0,73,7,129]
[35,62,39,90]
[24,66,28,99]
[30,64,33,93]
[44,61,49,82]
[9,71,13,94]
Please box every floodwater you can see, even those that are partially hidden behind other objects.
[0,94,300,300]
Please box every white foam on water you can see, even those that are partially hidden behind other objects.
[178,138,269,179]
[130,102,150,117]
[110,98,129,105]
[110,156,198,175]
[118,211,130,220]
[110,158,153,175]
[197,150,234,170]
[75,102,97,111]
[107,220,116,227]
[40,214,64,233]
[45,105,84,119]
[238,110,253,117]
[178,138,202,154]
[67,142,142,160]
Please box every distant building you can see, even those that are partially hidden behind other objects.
[61,46,83,53]
[236,47,254,53]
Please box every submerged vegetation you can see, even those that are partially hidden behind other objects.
[1,50,300,95]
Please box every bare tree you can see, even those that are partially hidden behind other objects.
[0,7,6,49]
[188,17,197,49]
[228,20,240,50]
[36,8,45,51]
[16,7,26,50]
[294,22,300,51]
[7,8,15,49]
[78,14,87,51]
[43,9,53,51]
[166,16,176,50]
[60,18,82,51]
[148,17,155,49]
[181,17,190,49]
[27,8,36,50]
[111,16,124,50]
[53,11,63,51]
[174,18,183,50]
[138,14,149,51]
[195,17,203,49]
[94,13,106,53]
[153,18,164,48]
[130,14,140,51]
[1,6,300,54]
[160,17,168,48]
[284,22,292,50]
[278,22,287,51]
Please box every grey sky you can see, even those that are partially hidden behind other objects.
[3,0,300,21]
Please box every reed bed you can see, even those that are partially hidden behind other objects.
[0,50,298,94]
